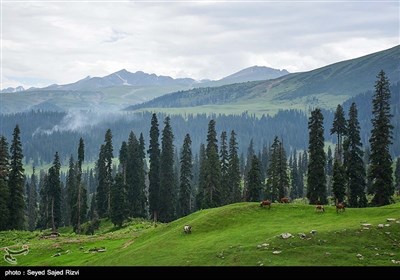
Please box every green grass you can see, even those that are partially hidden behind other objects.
[1,202,399,266]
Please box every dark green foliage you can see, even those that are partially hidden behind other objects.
[8,125,25,230]
[200,120,222,209]
[37,171,49,230]
[246,155,262,202]
[159,117,176,222]
[110,173,127,227]
[48,152,61,231]
[307,109,327,204]
[119,141,128,183]
[395,158,400,194]
[196,144,207,209]
[290,150,300,199]
[330,104,347,160]
[178,134,193,217]
[369,71,394,206]
[0,136,10,230]
[326,146,333,176]
[96,129,114,218]
[332,159,346,204]
[266,137,289,201]
[126,131,146,218]
[68,138,88,233]
[219,131,229,205]
[228,130,241,203]
[148,113,161,222]
[344,103,367,207]
[27,167,38,231]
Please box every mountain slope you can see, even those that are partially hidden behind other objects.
[3,202,400,266]
[130,45,400,115]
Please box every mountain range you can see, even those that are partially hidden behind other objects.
[0,66,289,113]
[1,45,399,115]
[129,45,400,115]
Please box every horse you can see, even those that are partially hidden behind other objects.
[315,204,325,212]
[280,197,290,203]
[183,225,192,234]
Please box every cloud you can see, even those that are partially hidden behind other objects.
[2,1,399,87]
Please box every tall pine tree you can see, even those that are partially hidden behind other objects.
[344,103,367,207]
[48,152,61,232]
[27,167,38,231]
[228,130,241,203]
[196,143,207,209]
[219,131,229,205]
[246,155,262,202]
[369,70,394,206]
[148,113,161,222]
[332,159,346,204]
[0,136,10,230]
[201,120,222,208]
[9,125,25,230]
[307,109,327,204]
[96,129,114,217]
[178,134,193,217]
[111,173,127,227]
[159,117,176,222]
[331,104,347,161]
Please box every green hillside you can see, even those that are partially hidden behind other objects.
[1,202,399,266]
[131,45,400,116]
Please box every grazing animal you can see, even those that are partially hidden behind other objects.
[336,202,345,213]
[183,225,192,234]
[280,197,289,203]
[315,204,325,212]
[260,200,271,209]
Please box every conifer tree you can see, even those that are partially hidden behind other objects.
[96,130,114,217]
[27,167,38,231]
[159,117,176,222]
[148,113,161,222]
[331,104,347,160]
[196,144,207,209]
[219,131,229,205]
[0,136,10,230]
[9,125,25,229]
[201,120,222,208]
[178,134,193,217]
[228,130,241,203]
[332,159,346,204]
[111,173,127,227]
[369,71,394,206]
[307,109,327,204]
[48,152,61,231]
[246,155,262,202]
[344,103,367,207]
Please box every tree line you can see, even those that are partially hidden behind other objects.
[0,70,398,232]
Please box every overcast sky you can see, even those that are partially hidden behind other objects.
[1,0,399,88]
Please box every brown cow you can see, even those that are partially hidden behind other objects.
[315,204,325,212]
[336,202,345,213]
[260,200,271,209]
[280,197,290,203]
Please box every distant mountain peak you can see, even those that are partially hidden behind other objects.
[219,65,289,83]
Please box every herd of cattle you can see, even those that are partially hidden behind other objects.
[183,198,347,234]
[260,197,346,213]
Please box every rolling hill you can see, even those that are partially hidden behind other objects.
[129,45,400,115]
[1,202,399,266]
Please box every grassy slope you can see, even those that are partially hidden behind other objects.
[1,203,399,266]
[133,45,400,116]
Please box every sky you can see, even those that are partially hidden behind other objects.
[1,0,399,89]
